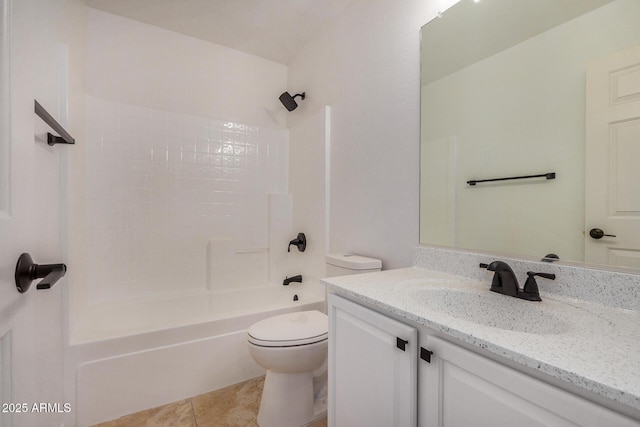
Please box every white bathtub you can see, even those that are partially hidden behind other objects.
[69,285,324,426]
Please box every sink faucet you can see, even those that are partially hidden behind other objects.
[479,261,555,301]
[481,261,519,297]
[283,275,302,286]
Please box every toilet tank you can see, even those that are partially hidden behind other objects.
[325,253,382,277]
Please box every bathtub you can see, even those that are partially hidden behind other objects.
[69,285,324,427]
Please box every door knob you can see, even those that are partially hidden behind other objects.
[15,253,67,293]
[589,228,616,240]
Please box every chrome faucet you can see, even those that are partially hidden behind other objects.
[480,261,555,302]
[283,275,302,286]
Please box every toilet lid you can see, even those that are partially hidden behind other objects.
[247,310,328,347]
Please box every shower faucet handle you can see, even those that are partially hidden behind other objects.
[287,232,307,252]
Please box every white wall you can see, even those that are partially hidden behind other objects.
[86,8,288,129]
[287,0,458,270]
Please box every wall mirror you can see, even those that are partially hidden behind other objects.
[420,0,640,272]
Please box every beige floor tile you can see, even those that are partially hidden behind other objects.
[91,376,326,427]
[191,376,264,427]
[92,399,196,427]
[307,417,328,427]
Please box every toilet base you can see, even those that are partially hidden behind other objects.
[257,370,326,427]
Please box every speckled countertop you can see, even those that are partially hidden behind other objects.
[321,267,640,416]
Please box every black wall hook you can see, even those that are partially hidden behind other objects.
[15,253,67,293]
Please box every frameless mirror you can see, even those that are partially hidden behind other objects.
[420,0,640,272]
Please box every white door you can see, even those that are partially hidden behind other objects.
[585,44,640,269]
[328,294,417,427]
[0,1,70,426]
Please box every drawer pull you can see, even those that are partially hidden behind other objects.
[396,337,408,351]
[420,347,433,363]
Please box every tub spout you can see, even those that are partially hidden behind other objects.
[283,275,302,286]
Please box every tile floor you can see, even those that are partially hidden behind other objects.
[92,376,327,427]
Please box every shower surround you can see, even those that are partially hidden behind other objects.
[69,98,328,426]
[84,96,288,305]
[68,9,330,425]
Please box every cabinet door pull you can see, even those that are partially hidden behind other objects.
[420,347,433,363]
[396,337,408,351]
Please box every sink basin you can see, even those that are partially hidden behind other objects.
[412,288,571,335]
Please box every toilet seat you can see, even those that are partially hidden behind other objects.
[247,310,328,348]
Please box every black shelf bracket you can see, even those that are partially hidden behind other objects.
[467,172,555,186]
[34,100,75,145]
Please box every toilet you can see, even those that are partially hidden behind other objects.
[247,253,381,427]
[324,253,383,277]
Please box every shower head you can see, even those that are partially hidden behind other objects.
[279,91,305,111]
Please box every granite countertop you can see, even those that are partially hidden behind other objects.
[321,266,640,416]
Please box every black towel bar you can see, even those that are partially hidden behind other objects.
[34,99,75,145]
[467,172,555,186]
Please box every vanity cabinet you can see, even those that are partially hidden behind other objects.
[419,335,638,427]
[328,294,417,427]
[329,294,639,427]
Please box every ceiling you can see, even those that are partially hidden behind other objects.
[85,0,352,65]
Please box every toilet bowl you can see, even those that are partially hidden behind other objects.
[247,310,328,427]
[247,254,381,426]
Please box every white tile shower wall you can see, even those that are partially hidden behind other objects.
[86,96,288,304]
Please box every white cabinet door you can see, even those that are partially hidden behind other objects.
[419,336,639,427]
[328,294,417,427]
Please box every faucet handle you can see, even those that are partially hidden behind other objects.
[287,232,307,253]
[526,271,556,282]
[482,261,512,273]
[520,271,555,302]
